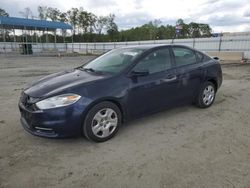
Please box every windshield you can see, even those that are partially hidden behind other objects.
[82,48,144,74]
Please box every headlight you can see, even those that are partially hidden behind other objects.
[36,94,81,110]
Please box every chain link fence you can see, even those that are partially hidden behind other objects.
[1,34,250,58]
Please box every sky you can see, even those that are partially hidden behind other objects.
[1,0,250,32]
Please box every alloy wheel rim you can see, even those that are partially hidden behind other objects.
[91,108,118,138]
[202,85,215,106]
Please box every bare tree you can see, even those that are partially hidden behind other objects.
[47,7,61,21]
[78,8,96,34]
[0,8,10,42]
[59,12,68,22]
[95,16,108,34]
[37,6,48,20]
[67,8,79,35]
[19,7,33,19]
[106,14,118,40]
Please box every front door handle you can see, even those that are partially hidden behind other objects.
[161,75,177,82]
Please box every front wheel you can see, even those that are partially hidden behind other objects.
[196,81,216,108]
[83,101,121,142]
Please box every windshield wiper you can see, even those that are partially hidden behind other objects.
[78,67,96,72]
[77,67,110,75]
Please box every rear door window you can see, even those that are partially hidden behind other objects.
[172,47,197,67]
[133,48,172,74]
[196,51,204,62]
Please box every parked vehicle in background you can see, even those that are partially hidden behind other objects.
[19,45,222,142]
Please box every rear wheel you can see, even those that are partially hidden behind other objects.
[83,101,121,142]
[196,81,216,108]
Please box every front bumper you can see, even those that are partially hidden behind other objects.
[19,100,87,138]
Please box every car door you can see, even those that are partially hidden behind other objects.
[126,47,179,118]
[171,46,205,103]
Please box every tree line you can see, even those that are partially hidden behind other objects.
[0,7,212,43]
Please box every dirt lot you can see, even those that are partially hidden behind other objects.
[0,56,250,188]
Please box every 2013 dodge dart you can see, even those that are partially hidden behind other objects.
[19,45,222,142]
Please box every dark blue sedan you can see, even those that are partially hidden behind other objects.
[19,45,222,142]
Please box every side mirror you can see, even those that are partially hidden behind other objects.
[213,56,220,61]
[129,70,149,77]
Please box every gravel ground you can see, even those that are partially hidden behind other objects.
[0,56,250,188]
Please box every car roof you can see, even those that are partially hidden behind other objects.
[120,44,193,50]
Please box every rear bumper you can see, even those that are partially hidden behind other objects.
[217,66,223,89]
[19,100,87,138]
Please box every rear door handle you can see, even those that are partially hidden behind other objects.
[161,75,177,82]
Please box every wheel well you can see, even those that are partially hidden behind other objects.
[207,79,218,91]
[85,99,125,122]
[80,99,125,136]
[105,99,124,122]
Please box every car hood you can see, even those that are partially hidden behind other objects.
[24,69,107,98]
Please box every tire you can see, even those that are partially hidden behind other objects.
[196,81,216,108]
[83,101,122,142]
